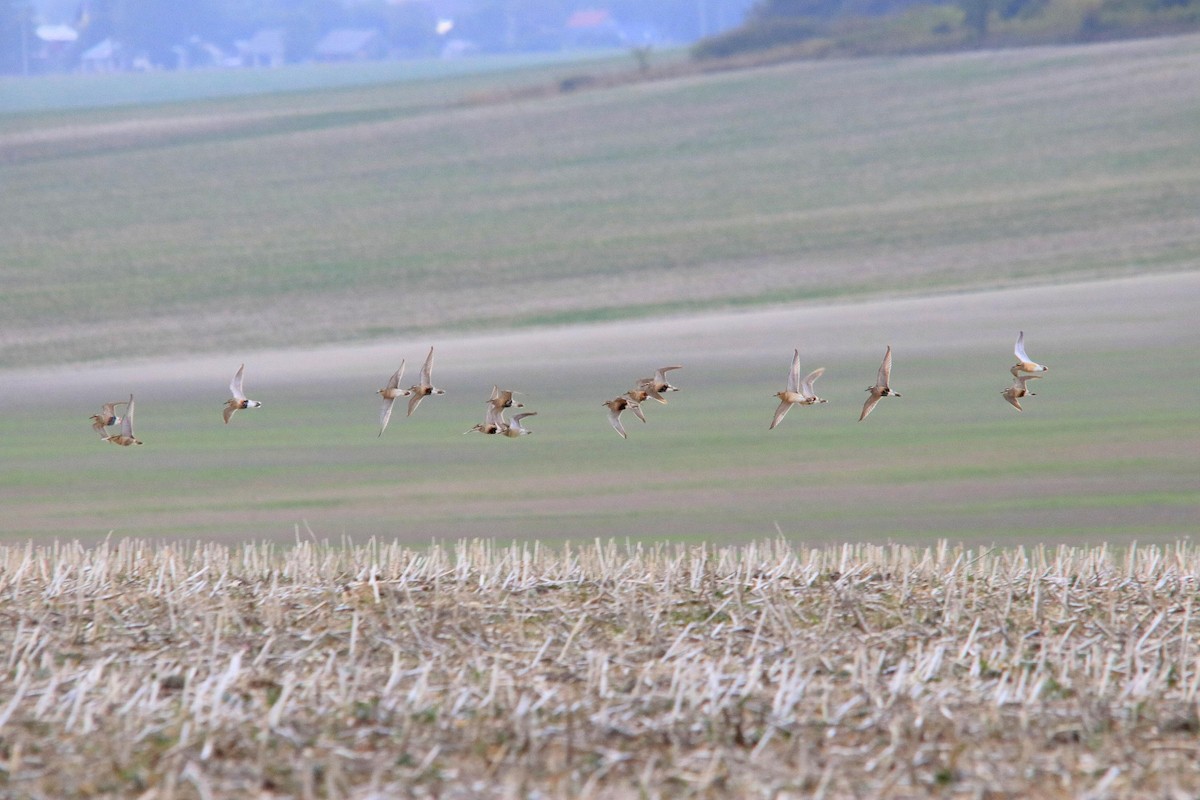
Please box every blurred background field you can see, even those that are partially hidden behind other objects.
[0,50,641,114]
[1,35,1197,545]
[3,34,1199,367]
[1,272,1195,544]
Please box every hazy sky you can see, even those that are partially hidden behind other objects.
[31,0,756,30]
[32,0,78,25]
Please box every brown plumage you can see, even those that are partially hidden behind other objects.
[487,385,524,411]
[465,404,507,435]
[1011,331,1049,376]
[501,411,537,438]
[859,346,901,422]
[104,394,142,446]
[406,346,445,417]
[635,365,682,404]
[89,400,128,437]
[1001,374,1040,411]
[603,396,640,439]
[622,390,649,423]
[377,359,411,437]
[770,350,826,430]
[223,363,263,424]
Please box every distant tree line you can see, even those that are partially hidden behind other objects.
[693,0,1200,59]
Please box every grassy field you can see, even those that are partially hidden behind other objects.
[0,271,1196,545]
[3,537,1200,797]
[0,51,636,115]
[2,35,1199,367]
[2,38,1199,799]
[0,37,1196,545]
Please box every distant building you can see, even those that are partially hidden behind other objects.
[172,37,237,70]
[79,37,119,72]
[564,9,626,48]
[34,23,77,44]
[31,22,77,70]
[313,29,387,62]
[238,29,286,67]
[440,38,479,59]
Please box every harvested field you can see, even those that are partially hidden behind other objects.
[2,537,1200,798]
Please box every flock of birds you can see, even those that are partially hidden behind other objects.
[1002,330,1050,410]
[88,332,1050,447]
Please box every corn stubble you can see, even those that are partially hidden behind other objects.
[2,537,1199,798]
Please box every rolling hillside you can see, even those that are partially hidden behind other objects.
[2,34,1198,368]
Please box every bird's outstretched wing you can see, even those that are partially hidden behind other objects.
[230,364,247,402]
[876,347,893,389]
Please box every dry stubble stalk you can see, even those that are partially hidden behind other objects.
[1,537,1199,798]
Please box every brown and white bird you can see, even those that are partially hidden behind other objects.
[859,346,901,422]
[770,350,826,430]
[90,400,128,437]
[1011,331,1049,377]
[104,394,142,446]
[223,363,263,424]
[1001,374,1040,411]
[621,389,650,423]
[603,396,641,439]
[406,346,445,417]
[501,411,537,438]
[376,359,412,437]
[465,404,507,435]
[487,385,523,411]
[636,365,683,404]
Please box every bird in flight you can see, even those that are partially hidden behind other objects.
[465,404,507,435]
[603,396,641,439]
[406,347,445,417]
[770,350,826,430]
[104,394,143,446]
[377,359,412,436]
[501,411,537,438]
[223,364,263,424]
[635,365,683,404]
[859,346,901,422]
[487,385,523,411]
[1011,331,1049,376]
[1001,374,1040,411]
[90,399,128,437]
